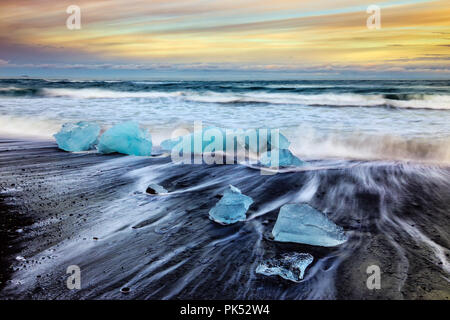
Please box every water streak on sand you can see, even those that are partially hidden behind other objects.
[0,140,448,299]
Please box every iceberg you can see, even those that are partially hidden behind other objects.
[272,204,348,247]
[54,121,100,152]
[260,149,305,167]
[209,185,253,224]
[146,183,168,195]
[256,253,313,282]
[97,121,152,156]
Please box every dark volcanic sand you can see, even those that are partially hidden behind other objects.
[0,138,449,299]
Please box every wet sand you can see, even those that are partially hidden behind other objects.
[0,138,449,299]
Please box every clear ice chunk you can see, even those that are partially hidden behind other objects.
[160,136,182,151]
[97,121,152,156]
[256,253,313,282]
[209,185,253,224]
[272,204,348,247]
[160,127,227,153]
[54,121,100,152]
[260,149,306,167]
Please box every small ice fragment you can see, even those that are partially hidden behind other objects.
[146,183,168,195]
[54,121,100,152]
[260,149,306,167]
[97,121,152,156]
[209,185,253,225]
[256,253,313,282]
[272,204,348,247]
[15,256,26,262]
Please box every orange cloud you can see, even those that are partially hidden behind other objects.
[0,0,448,72]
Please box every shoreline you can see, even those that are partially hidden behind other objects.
[0,137,449,299]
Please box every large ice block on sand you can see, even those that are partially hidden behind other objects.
[272,204,347,247]
[260,149,305,167]
[256,253,313,282]
[160,137,182,152]
[160,127,227,153]
[97,121,152,156]
[209,185,253,224]
[54,121,100,152]
[160,127,290,155]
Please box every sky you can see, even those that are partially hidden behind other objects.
[0,0,449,79]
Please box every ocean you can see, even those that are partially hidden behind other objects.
[0,79,449,299]
[0,79,449,162]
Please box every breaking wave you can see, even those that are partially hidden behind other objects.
[0,115,61,139]
[289,131,450,164]
[32,89,450,110]
[0,79,450,110]
[41,88,179,99]
[0,115,449,164]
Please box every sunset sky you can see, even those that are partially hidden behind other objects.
[0,0,449,79]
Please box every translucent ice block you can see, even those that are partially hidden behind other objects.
[209,185,253,224]
[54,121,100,152]
[256,253,313,282]
[160,127,290,155]
[97,121,152,156]
[272,204,347,247]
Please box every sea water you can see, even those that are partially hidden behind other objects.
[0,79,449,163]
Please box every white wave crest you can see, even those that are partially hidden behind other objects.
[0,115,61,139]
[289,129,450,164]
[40,88,450,110]
[41,88,180,99]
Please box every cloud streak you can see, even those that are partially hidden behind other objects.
[0,0,448,78]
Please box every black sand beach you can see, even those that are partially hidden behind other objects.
[0,138,449,299]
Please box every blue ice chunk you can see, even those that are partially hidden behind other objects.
[209,185,254,224]
[272,204,348,247]
[260,149,306,167]
[54,121,100,152]
[160,136,182,151]
[97,121,152,156]
[256,253,313,282]
[237,129,291,153]
[160,127,290,155]
[272,131,290,149]
[160,127,227,153]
